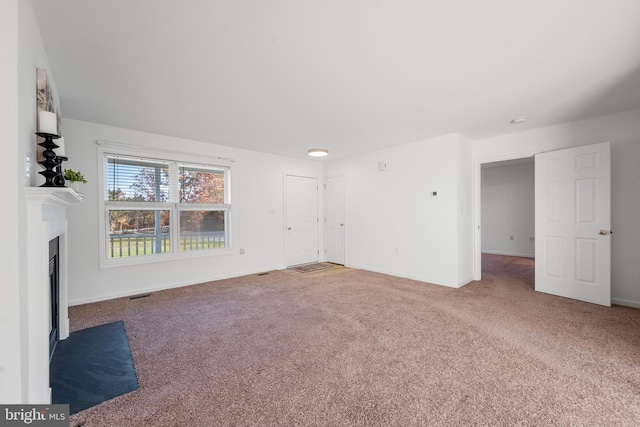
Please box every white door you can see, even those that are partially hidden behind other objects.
[285,175,318,266]
[324,176,345,264]
[535,142,611,306]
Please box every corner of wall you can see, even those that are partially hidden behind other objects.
[3,0,60,404]
[456,135,473,285]
[0,0,24,405]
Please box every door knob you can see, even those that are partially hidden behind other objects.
[288,227,292,230]
[340,223,344,227]
[598,230,609,235]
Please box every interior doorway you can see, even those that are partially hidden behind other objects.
[480,158,535,289]
[475,143,611,306]
[474,154,536,280]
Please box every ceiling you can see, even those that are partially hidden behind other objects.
[31,0,640,161]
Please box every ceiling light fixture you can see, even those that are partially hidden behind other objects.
[307,148,329,157]
[510,117,527,124]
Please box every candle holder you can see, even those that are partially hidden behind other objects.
[36,132,63,187]
[54,156,68,187]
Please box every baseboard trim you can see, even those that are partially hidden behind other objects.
[69,267,282,306]
[611,298,640,309]
[344,263,459,288]
[482,250,535,258]
[457,276,475,288]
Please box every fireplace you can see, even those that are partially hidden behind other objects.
[25,187,82,403]
[49,236,60,359]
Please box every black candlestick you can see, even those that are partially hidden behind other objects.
[36,132,63,187]
[54,156,68,187]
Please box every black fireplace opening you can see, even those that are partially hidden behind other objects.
[49,237,60,360]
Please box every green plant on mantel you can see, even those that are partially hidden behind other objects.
[63,169,88,183]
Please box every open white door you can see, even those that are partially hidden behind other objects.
[535,142,611,306]
[324,176,345,264]
[285,175,318,266]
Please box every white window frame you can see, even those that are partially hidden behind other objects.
[98,145,233,268]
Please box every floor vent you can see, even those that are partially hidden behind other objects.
[257,272,270,276]
[129,293,152,300]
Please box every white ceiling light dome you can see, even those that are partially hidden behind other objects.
[307,148,329,157]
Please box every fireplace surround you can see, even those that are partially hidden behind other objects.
[49,236,60,359]
[24,187,82,403]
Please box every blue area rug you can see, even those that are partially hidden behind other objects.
[50,321,139,414]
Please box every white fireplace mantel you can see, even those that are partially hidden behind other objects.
[24,187,82,403]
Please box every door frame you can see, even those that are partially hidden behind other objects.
[472,144,612,301]
[473,150,539,280]
[283,173,322,266]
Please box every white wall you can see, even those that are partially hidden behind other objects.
[62,119,323,305]
[481,161,535,257]
[473,108,640,307]
[324,134,473,288]
[0,0,57,403]
[456,135,473,286]
[0,0,22,404]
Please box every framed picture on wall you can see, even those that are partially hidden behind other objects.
[36,68,62,162]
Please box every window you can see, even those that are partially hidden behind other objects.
[102,152,230,265]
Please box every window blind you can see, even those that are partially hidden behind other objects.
[107,156,170,202]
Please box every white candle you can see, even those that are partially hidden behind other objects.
[55,137,66,157]
[38,110,57,135]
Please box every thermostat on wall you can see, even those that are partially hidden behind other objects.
[378,161,387,171]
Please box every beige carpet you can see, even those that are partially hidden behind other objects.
[66,255,640,426]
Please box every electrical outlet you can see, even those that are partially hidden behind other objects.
[239,248,245,254]
[25,155,30,178]
[529,237,535,242]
